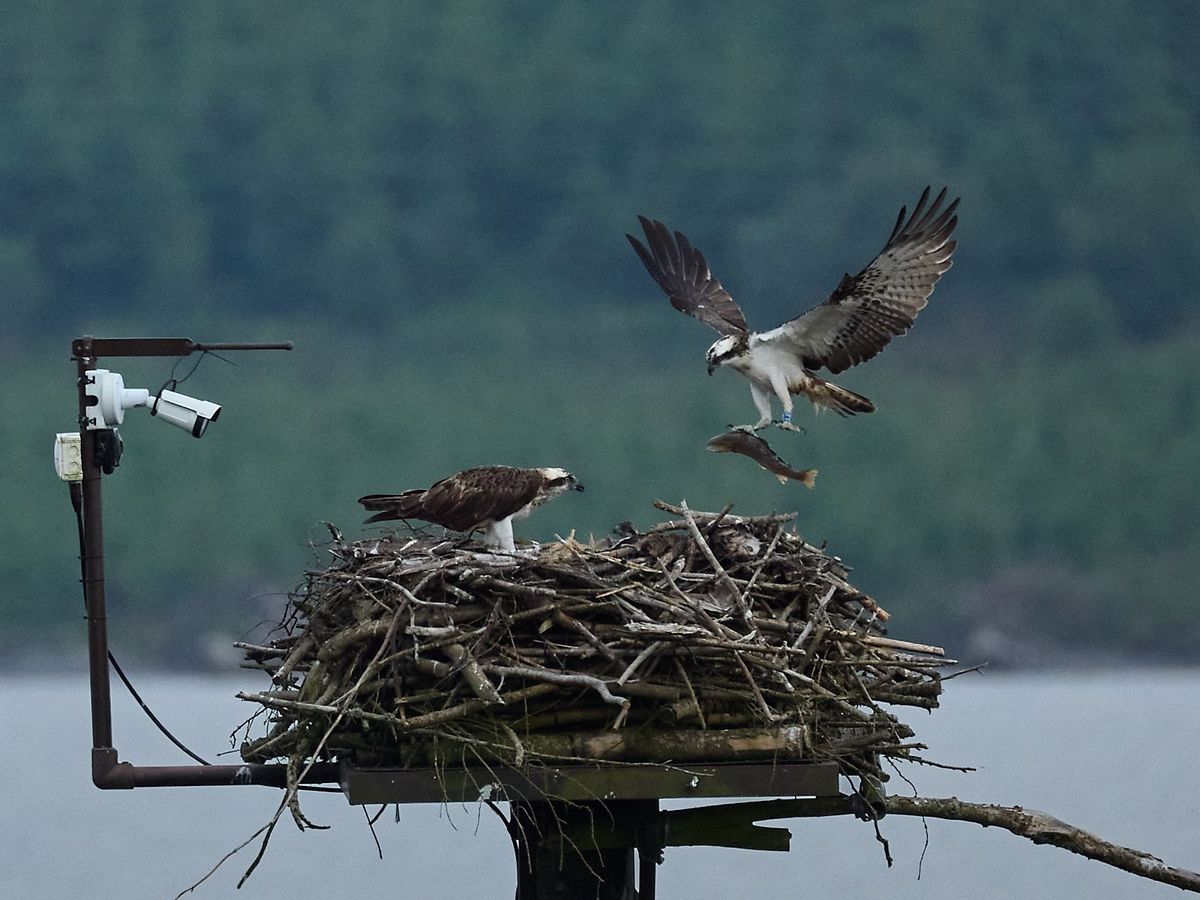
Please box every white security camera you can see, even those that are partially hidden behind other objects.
[84,369,221,438]
[151,389,222,438]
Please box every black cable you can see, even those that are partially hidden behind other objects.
[152,348,241,418]
[171,347,236,387]
[69,479,345,792]
[154,348,236,410]
[69,480,211,766]
[108,650,212,765]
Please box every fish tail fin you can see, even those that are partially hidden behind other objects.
[799,469,818,489]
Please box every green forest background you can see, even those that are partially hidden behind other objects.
[2,2,1197,668]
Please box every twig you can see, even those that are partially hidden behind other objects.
[444,643,504,705]
[484,665,630,709]
[617,641,664,685]
[739,523,787,608]
[679,500,753,625]
[674,657,707,729]
[173,822,272,898]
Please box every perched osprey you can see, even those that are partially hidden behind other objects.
[627,187,959,431]
[358,466,584,552]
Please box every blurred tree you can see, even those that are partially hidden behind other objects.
[3,1,1198,664]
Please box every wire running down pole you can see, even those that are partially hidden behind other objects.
[71,334,310,791]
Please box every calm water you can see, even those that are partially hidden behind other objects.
[2,671,1197,899]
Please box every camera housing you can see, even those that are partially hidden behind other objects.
[151,389,222,438]
[83,369,221,438]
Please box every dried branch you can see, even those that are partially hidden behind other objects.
[484,665,630,709]
[885,796,1200,894]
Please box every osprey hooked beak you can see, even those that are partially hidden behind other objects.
[707,361,716,376]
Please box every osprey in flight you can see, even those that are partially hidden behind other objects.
[358,465,584,552]
[627,186,959,431]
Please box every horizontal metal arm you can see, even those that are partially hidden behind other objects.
[191,341,294,352]
[91,748,340,790]
[72,336,293,359]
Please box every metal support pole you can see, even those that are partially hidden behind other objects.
[75,337,115,761]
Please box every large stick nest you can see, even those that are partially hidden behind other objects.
[237,501,950,792]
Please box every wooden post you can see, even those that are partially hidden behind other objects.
[513,799,659,899]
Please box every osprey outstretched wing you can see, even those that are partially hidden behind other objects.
[359,466,584,552]
[628,187,959,430]
[626,216,748,337]
[756,186,958,375]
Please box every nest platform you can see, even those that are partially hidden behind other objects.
[236,502,950,806]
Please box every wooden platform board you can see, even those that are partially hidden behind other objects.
[340,760,841,805]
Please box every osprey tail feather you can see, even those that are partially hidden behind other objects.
[358,491,425,523]
[794,378,875,416]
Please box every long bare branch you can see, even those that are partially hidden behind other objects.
[885,795,1200,893]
